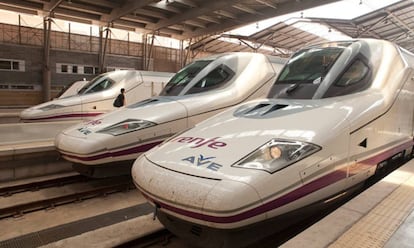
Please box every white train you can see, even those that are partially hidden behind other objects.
[20,70,174,122]
[131,39,414,247]
[54,52,286,177]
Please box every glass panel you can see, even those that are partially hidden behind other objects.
[159,60,212,96]
[185,65,234,94]
[84,66,94,74]
[86,78,113,93]
[268,46,344,99]
[323,59,370,97]
[12,61,19,70]
[335,60,368,86]
[72,65,78,73]
[61,64,68,73]
[78,75,103,94]
[0,60,11,70]
[278,47,343,84]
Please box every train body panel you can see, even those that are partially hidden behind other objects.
[131,39,414,245]
[20,70,173,122]
[57,80,89,99]
[55,53,286,172]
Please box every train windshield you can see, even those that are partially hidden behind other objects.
[159,60,212,96]
[268,46,344,99]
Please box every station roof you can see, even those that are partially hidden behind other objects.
[0,0,413,55]
[0,0,339,39]
[188,0,414,56]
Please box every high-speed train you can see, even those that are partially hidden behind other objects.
[54,52,286,177]
[131,39,414,247]
[20,70,173,122]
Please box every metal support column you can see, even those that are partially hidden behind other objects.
[68,22,71,50]
[42,17,52,102]
[99,25,110,73]
[145,33,155,70]
[18,14,21,44]
[142,34,147,70]
[179,40,184,68]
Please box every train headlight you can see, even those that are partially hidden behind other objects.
[97,119,156,136]
[234,140,320,173]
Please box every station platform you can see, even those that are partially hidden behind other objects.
[0,120,79,182]
[0,108,23,124]
[282,158,414,248]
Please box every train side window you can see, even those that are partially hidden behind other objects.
[323,59,371,98]
[186,65,235,94]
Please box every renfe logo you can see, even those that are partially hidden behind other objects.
[173,136,227,149]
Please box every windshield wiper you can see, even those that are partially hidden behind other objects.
[286,84,301,94]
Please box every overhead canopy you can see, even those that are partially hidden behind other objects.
[309,0,414,51]
[188,0,414,56]
[0,0,340,39]
[1,0,413,55]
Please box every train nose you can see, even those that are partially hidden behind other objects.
[55,131,107,164]
[132,156,264,228]
[19,108,39,120]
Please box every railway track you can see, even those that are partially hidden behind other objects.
[0,174,87,196]
[0,175,134,219]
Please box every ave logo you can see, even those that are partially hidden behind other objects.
[182,154,223,171]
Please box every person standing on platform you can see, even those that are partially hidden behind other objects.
[113,88,126,107]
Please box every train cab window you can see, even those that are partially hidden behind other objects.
[323,59,371,98]
[78,75,114,94]
[185,65,234,94]
[87,78,113,93]
[160,60,212,96]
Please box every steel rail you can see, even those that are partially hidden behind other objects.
[0,176,134,219]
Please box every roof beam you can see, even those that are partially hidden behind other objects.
[148,2,182,14]
[58,2,112,16]
[174,0,198,8]
[255,0,277,9]
[214,10,237,19]
[184,20,207,28]
[0,3,38,15]
[232,4,259,15]
[101,0,157,23]
[44,0,64,13]
[198,15,221,24]
[135,8,168,19]
[145,0,245,31]
[181,0,341,39]
[76,0,120,9]
[386,10,414,37]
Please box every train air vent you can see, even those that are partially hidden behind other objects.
[245,103,271,115]
[128,98,159,109]
[190,225,203,236]
[261,104,288,116]
[235,103,289,118]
